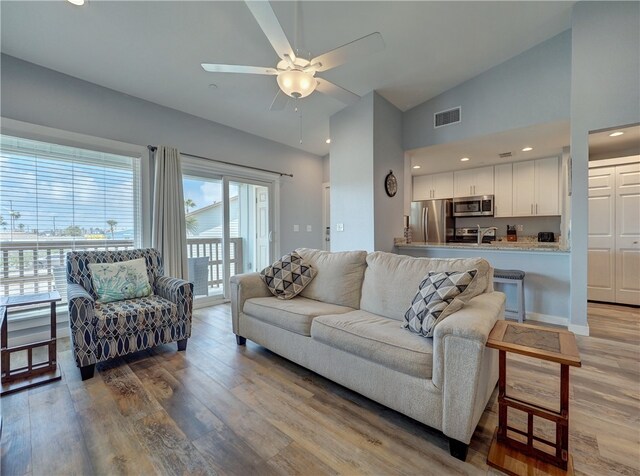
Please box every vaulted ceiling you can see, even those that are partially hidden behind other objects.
[1,1,574,156]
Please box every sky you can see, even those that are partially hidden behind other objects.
[0,152,136,234]
[1,153,241,237]
[183,177,239,213]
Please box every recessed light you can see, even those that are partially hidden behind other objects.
[412,165,421,169]
[461,157,470,162]
[522,147,533,152]
[67,0,85,5]
[326,139,331,144]
[609,131,624,137]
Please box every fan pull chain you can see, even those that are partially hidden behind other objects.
[295,102,303,144]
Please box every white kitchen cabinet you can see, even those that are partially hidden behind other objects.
[431,172,453,199]
[413,172,453,200]
[535,157,560,215]
[512,157,559,216]
[413,175,432,200]
[454,166,494,197]
[494,163,513,217]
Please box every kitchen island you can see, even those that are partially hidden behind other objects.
[396,241,573,330]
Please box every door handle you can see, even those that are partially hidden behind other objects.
[536,203,538,214]
[268,231,273,242]
[423,207,428,241]
[531,204,533,215]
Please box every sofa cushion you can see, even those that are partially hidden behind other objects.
[260,251,317,300]
[311,310,434,379]
[94,295,178,339]
[360,251,493,321]
[244,296,354,336]
[404,270,478,337]
[295,248,367,309]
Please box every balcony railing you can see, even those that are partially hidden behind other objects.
[0,237,243,300]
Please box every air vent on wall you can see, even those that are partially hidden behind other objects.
[434,107,461,128]
[499,152,513,158]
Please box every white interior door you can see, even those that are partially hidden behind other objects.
[615,163,640,305]
[255,186,270,271]
[588,166,616,302]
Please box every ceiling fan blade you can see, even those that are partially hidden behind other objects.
[315,79,360,105]
[245,0,296,61]
[270,90,289,111]
[310,32,385,73]
[201,64,278,75]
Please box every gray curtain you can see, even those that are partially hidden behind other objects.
[152,146,188,279]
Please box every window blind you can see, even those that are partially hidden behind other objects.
[0,134,142,300]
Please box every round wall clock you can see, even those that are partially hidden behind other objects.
[385,170,398,197]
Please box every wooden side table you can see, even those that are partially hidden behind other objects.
[486,320,581,476]
[1,291,62,395]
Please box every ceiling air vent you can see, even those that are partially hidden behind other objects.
[434,107,461,128]
[499,152,513,158]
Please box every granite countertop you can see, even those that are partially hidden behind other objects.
[396,241,570,253]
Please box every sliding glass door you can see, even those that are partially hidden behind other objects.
[224,177,273,295]
[182,165,274,305]
[183,175,226,304]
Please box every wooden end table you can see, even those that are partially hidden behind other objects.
[486,320,581,476]
[1,291,62,396]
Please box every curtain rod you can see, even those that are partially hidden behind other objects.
[147,145,293,178]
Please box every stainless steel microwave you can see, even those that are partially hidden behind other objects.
[452,195,494,217]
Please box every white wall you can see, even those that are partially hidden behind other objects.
[569,1,640,331]
[373,93,405,252]
[329,92,403,252]
[329,93,375,251]
[0,54,324,254]
[403,30,571,150]
[399,247,571,324]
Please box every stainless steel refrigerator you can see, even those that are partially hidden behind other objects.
[409,200,453,243]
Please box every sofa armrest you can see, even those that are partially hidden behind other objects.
[67,283,97,367]
[230,272,271,334]
[154,276,194,327]
[433,291,506,443]
[154,276,192,303]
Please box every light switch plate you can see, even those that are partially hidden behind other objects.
[336,223,344,232]
[293,224,299,232]
[306,225,312,232]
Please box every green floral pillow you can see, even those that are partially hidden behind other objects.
[89,258,153,303]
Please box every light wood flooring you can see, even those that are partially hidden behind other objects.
[1,302,638,476]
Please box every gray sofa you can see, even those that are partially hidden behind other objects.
[230,249,505,461]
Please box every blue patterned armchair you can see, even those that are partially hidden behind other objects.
[66,248,193,380]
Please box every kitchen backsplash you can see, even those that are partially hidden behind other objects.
[455,216,561,238]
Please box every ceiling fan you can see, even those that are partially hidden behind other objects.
[201,0,385,111]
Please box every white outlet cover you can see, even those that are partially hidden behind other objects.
[336,223,344,232]
[516,224,524,231]
[306,225,312,232]
[293,224,299,232]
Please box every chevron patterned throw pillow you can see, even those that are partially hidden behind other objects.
[403,269,478,337]
[260,251,317,300]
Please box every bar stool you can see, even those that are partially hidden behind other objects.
[493,269,526,323]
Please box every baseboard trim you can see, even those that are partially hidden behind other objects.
[568,324,590,336]
[8,322,70,347]
[525,312,569,327]
[518,312,590,337]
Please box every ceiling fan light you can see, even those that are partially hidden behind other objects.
[277,70,317,99]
